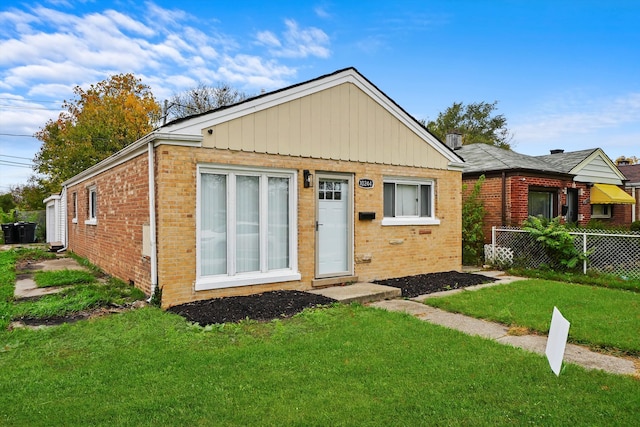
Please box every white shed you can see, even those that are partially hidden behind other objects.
[43,188,67,247]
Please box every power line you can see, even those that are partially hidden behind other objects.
[0,160,33,168]
[0,97,62,104]
[0,133,35,138]
[0,105,61,112]
[0,154,33,160]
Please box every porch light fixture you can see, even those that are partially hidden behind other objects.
[303,170,313,188]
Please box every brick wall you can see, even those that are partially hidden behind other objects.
[463,173,590,243]
[154,145,462,307]
[66,153,152,294]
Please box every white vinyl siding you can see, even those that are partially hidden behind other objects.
[196,165,299,290]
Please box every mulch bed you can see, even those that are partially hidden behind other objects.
[374,270,497,298]
[11,271,497,327]
[168,290,336,326]
[168,271,497,326]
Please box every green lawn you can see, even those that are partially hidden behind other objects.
[1,305,639,426]
[1,250,639,425]
[34,269,96,288]
[425,279,640,355]
[0,249,144,328]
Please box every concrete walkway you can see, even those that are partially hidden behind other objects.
[313,271,639,377]
[14,256,90,299]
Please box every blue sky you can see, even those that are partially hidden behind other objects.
[1,0,639,192]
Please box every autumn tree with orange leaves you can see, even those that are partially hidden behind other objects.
[34,73,161,190]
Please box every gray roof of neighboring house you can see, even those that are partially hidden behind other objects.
[455,143,566,175]
[535,148,598,173]
[619,164,640,183]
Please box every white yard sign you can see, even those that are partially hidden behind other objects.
[545,307,571,376]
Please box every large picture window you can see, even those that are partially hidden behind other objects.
[197,165,299,290]
[382,177,439,226]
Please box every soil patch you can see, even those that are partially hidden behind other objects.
[374,271,497,298]
[168,290,336,326]
[10,301,147,329]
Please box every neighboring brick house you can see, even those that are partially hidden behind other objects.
[618,163,640,223]
[453,143,634,243]
[55,68,465,308]
[538,148,634,225]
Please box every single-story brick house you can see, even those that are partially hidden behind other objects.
[618,163,640,223]
[452,142,634,242]
[53,68,465,307]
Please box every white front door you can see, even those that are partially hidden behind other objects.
[316,174,352,277]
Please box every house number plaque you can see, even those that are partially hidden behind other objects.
[358,178,374,189]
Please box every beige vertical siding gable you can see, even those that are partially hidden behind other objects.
[203,82,450,170]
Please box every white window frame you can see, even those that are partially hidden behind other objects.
[85,186,97,226]
[195,164,300,291]
[72,192,78,224]
[381,177,440,226]
[591,204,612,219]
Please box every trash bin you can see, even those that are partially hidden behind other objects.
[16,222,37,244]
[1,223,18,244]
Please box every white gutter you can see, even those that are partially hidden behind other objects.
[148,141,158,300]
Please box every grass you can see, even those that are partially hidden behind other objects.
[0,249,638,424]
[0,305,639,425]
[34,269,96,288]
[508,267,640,293]
[425,279,640,356]
[0,249,145,326]
[12,277,145,319]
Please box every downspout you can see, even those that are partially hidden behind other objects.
[147,141,158,300]
[501,171,507,225]
[633,186,638,223]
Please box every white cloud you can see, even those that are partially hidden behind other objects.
[513,92,640,142]
[0,2,336,189]
[255,19,330,59]
[256,30,281,48]
[314,6,331,19]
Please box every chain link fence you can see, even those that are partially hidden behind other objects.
[485,226,640,279]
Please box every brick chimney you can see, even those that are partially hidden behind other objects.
[445,132,462,150]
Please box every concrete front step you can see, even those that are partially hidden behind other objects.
[308,282,401,304]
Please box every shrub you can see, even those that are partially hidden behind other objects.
[522,216,587,271]
[462,175,486,266]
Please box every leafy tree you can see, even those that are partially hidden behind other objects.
[166,82,248,121]
[462,175,487,265]
[0,193,16,214]
[34,74,161,190]
[426,101,512,149]
[615,156,638,165]
[11,179,50,210]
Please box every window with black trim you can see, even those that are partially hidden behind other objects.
[528,190,557,219]
[591,204,612,219]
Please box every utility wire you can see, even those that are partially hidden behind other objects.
[0,154,33,160]
[0,160,33,168]
[0,133,35,138]
[0,97,61,103]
